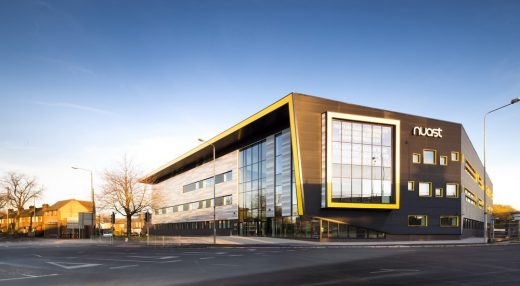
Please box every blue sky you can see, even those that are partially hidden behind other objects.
[1,0,519,208]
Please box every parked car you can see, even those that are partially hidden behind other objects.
[101,230,113,237]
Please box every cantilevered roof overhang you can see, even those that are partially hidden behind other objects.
[140,94,297,185]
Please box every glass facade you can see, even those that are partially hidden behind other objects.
[330,119,394,204]
[238,140,267,236]
[238,131,299,237]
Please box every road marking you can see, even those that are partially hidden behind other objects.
[199,257,215,260]
[159,256,178,260]
[110,264,138,269]
[129,255,178,260]
[0,274,60,282]
[159,260,182,264]
[227,254,243,257]
[33,254,42,258]
[215,252,227,255]
[370,268,421,274]
[46,261,102,270]
[21,274,37,277]
[92,258,181,264]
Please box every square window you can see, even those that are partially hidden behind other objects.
[435,188,443,197]
[451,152,460,161]
[412,153,421,164]
[418,182,432,197]
[446,184,459,198]
[440,156,448,166]
[423,149,436,165]
[408,215,428,227]
[407,181,415,191]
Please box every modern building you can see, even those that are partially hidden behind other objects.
[142,93,493,240]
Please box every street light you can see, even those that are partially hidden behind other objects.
[483,97,520,243]
[71,166,96,239]
[198,138,217,245]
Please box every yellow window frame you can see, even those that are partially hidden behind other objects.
[412,153,421,164]
[446,183,459,198]
[451,151,460,161]
[423,149,437,165]
[440,215,459,227]
[325,112,400,210]
[408,215,428,227]
[418,182,432,197]
[407,181,415,191]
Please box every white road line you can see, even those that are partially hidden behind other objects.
[215,252,227,255]
[129,255,178,260]
[369,268,421,274]
[227,254,243,257]
[109,264,138,270]
[21,274,37,277]
[199,257,215,260]
[46,262,102,270]
[0,274,60,282]
[33,254,42,258]
[93,258,181,264]
[159,256,178,260]
[159,260,182,264]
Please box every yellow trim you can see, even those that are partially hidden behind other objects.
[288,95,304,216]
[325,112,400,209]
[142,95,294,182]
[423,149,437,165]
[440,215,459,227]
[440,155,448,166]
[141,94,305,215]
[412,153,421,164]
[435,187,444,197]
[418,181,432,197]
[313,216,347,225]
[451,151,460,161]
[408,215,428,227]
[407,181,415,191]
[446,183,459,198]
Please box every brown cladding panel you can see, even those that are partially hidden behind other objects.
[292,93,464,235]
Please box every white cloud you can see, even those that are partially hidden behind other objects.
[38,57,95,75]
[32,101,114,115]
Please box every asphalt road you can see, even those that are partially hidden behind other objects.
[1,240,519,285]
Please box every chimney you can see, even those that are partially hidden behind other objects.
[42,204,49,211]
[29,206,35,212]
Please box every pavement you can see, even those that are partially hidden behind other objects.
[0,238,519,285]
[139,235,487,246]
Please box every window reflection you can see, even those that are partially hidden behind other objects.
[331,119,394,204]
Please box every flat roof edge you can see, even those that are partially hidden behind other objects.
[140,93,294,184]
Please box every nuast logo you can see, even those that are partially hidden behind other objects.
[413,126,443,138]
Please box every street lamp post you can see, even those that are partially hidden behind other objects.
[72,167,96,239]
[198,138,217,245]
[483,97,520,243]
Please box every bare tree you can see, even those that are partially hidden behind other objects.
[99,156,150,239]
[0,192,7,209]
[1,172,43,231]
